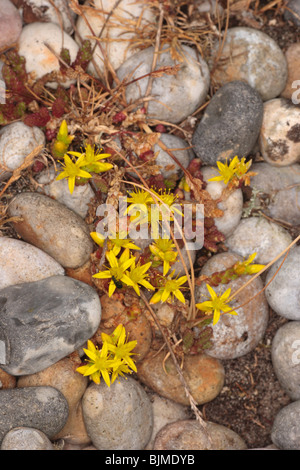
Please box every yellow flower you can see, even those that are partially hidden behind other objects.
[208,156,253,186]
[56,153,92,194]
[125,188,154,224]
[92,248,136,297]
[149,238,178,275]
[76,340,118,387]
[102,324,137,378]
[52,120,74,159]
[90,231,141,256]
[122,259,155,296]
[68,144,113,174]
[196,284,238,325]
[234,253,265,276]
[151,188,183,221]
[150,270,187,305]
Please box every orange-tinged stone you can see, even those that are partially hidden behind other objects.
[0,368,16,389]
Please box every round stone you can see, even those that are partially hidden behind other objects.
[265,246,300,320]
[136,350,225,406]
[0,237,65,290]
[153,419,247,450]
[116,44,210,124]
[259,98,300,166]
[249,162,300,225]
[281,43,300,102]
[271,401,300,450]
[272,321,300,401]
[18,22,79,88]
[225,217,292,265]
[210,27,287,101]
[0,0,22,51]
[0,368,16,390]
[191,80,263,165]
[8,192,94,269]
[82,377,153,450]
[153,133,195,179]
[195,252,269,359]
[21,0,77,33]
[201,166,243,237]
[1,427,54,450]
[0,122,45,181]
[284,0,300,27]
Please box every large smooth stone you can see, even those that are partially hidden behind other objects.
[272,321,300,401]
[271,401,300,450]
[8,192,94,269]
[195,252,269,359]
[210,27,287,101]
[82,377,153,450]
[259,98,300,166]
[0,237,64,289]
[0,122,45,181]
[0,275,101,375]
[265,246,300,320]
[225,217,292,265]
[249,162,300,225]
[192,81,263,165]
[116,44,210,124]
[153,419,247,450]
[137,350,225,406]
[0,386,69,444]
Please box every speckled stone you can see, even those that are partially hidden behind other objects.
[153,133,195,179]
[284,0,300,27]
[0,0,22,51]
[1,427,54,450]
[271,401,300,450]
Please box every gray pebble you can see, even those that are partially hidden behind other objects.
[192,81,263,165]
[153,133,194,179]
[284,0,300,26]
[0,275,101,375]
[272,321,300,401]
[1,427,54,450]
[271,401,300,450]
[0,386,69,445]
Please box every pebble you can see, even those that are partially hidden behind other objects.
[8,192,94,269]
[284,0,300,27]
[153,419,247,450]
[259,98,300,166]
[210,27,288,101]
[18,22,79,88]
[271,400,300,450]
[272,321,300,401]
[0,236,65,290]
[0,0,22,51]
[249,162,300,225]
[281,43,300,102]
[191,81,263,165]
[145,394,190,450]
[19,0,77,33]
[195,252,269,359]
[196,0,224,16]
[0,275,101,375]
[0,122,45,181]
[0,368,16,390]
[136,350,225,406]
[201,166,243,237]
[116,44,210,124]
[36,166,95,219]
[17,357,90,445]
[265,246,300,320]
[76,0,155,77]
[82,377,153,450]
[225,217,292,265]
[0,386,69,444]
[153,133,195,179]
[1,427,54,450]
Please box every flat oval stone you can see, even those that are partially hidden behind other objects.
[265,246,300,320]
[116,44,210,124]
[0,122,45,181]
[153,419,247,450]
[0,237,64,290]
[225,217,292,264]
[82,377,153,450]
[0,0,22,51]
[259,98,300,166]
[271,401,300,450]
[137,350,225,406]
[153,133,195,179]
[272,321,300,400]
[8,192,94,269]
[0,386,69,445]
[210,27,287,101]
[0,275,101,375]
[195,252,269,359]
[1,427,54,450]
[192,81,263,165]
